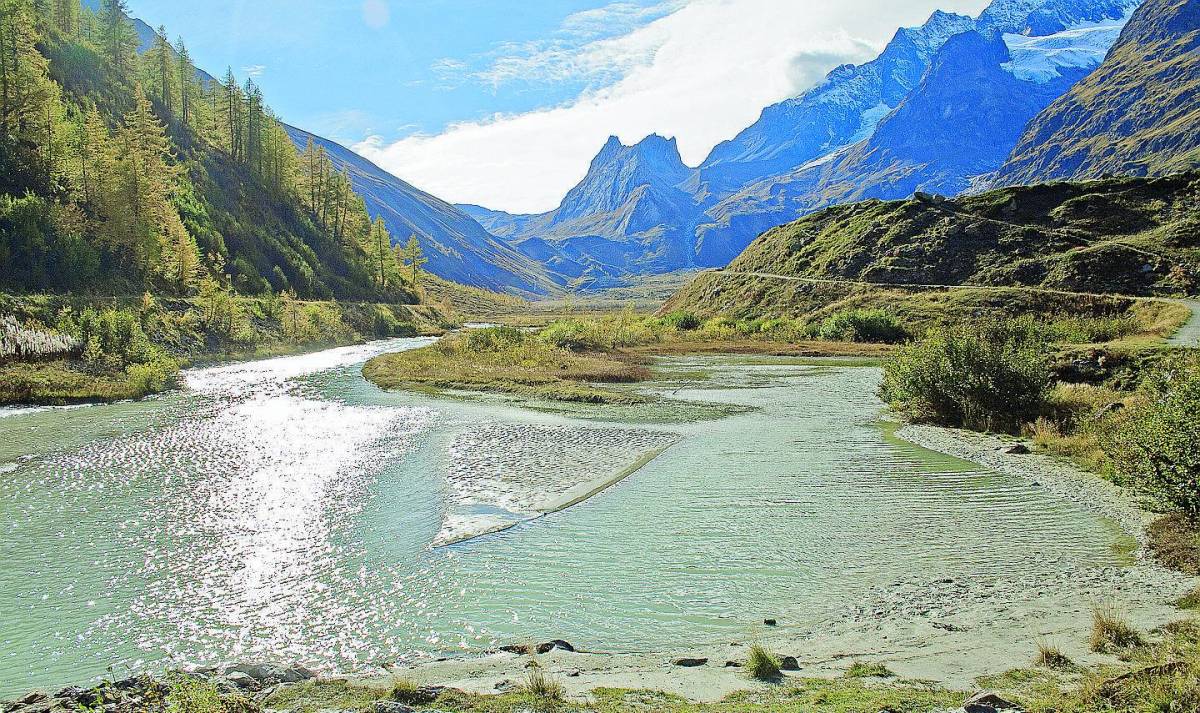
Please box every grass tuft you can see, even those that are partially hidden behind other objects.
[390,676,435,705]
[524,661,565,706]
[746,644,781,681]
[844,661,895,678]
[1033,641,1074,670]
[1090,604,1143,653]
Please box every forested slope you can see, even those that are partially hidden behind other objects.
[0,0,419,303]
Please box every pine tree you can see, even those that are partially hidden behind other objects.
[175,38,192,128]
[97,0,136,87]
[402,234,427,287]
[147,26,174,116]
[52,0,76,35]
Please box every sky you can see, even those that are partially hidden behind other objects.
[124,0,991,214]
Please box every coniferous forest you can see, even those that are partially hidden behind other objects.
[0,0,416,302]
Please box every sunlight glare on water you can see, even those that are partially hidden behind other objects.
[0,346,1129,696]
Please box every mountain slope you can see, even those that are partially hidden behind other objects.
[665,174,1200,318]
[285,126,555,295]
[992,0,1200,185]
[465,0,1141,286]
[695,10,976,201]
[691,20,1116,265]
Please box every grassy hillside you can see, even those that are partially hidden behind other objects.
[667,174,1199,321]
[992,0,1200,184]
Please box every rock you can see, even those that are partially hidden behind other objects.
[535,639,575,654]
[1001,444,1030,455]
[16,692,49,706]
[223,671,260,692]
[498,644,531,655]
[780,656,800,671]
[493,679,517,692]
[224,662,315,685]
[373,703,416,713]
[724,660,741,668]
[763,619,778,626]
[932,621,965,632]
[963,690,1020,712]
[564,668,581,677]
[671,657,708,667]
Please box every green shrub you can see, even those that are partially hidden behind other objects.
[165,677,224,713]
[881,319,1052,432]
[464,326,526,353]
[539,319,603,351]
[746,644,781,681]
[657,310,702,331]
[818,309,907,343]
[1106,355,1200,520]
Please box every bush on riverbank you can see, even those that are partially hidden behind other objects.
[880,318,1052,432]
[1106,353,1200,520]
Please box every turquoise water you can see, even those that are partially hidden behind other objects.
[0,343,1124,696]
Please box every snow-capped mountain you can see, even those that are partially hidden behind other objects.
[466,0,1144,287]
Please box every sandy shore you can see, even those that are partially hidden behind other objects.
[366,421,1197,702]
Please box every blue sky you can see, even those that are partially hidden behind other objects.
[125,0,990,213]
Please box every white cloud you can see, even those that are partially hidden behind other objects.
[242,64,266,78]
[357,0,990,214]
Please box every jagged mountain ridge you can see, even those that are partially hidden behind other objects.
[691,16,1125,265]
[990,0,1200,185]
[469,0,1142,287]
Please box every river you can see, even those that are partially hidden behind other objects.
[0,340,1127,696]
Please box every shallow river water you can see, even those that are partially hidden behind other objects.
[0,340,1126,695]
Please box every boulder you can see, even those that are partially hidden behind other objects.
[671,657,708,667]
[1001,444,1030,455]
[780,656,800,671]
[963,690,1020,712]
[373,703,416,713]
[224,662,315,685]
[763,619,778,626]
[535,640,575,654]
[223,671,260,692]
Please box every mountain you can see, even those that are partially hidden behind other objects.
[991,0,1200,185]
[664,174,1200,318]
[285,126,555,295]
[465,134,704,288]
[695,9,976,202]
[468,0,1141,288]
[691,19,1120,265]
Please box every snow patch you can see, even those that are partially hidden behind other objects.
[1001,12,1132,83]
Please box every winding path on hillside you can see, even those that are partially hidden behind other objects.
[705,269,1200,348]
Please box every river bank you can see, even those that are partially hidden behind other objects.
[0,293,454,406]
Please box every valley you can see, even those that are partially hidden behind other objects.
[1,0,1199,711]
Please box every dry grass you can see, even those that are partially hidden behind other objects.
[1090,604,1143,653]
[1033,641,1074,670]
[523,661,565,706]
[1147,514,1200,575]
